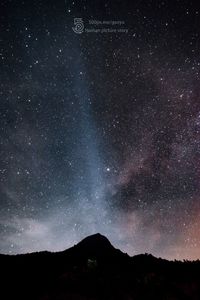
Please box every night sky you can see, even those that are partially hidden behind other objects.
[1,0,200,260]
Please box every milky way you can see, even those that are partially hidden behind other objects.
[1,0,200,260]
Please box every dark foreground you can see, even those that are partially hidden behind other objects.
[1,233,200,300]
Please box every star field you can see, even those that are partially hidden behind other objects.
[1,0,200,260]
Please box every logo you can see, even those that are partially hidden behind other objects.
[72,18,84,34]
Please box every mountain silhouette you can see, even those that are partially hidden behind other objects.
[75,233,113,252]
[68,233,126,261]
[1,233,200,299]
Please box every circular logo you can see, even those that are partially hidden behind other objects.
[72,18,84,34]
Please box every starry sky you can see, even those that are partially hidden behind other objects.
[1,0,200,260]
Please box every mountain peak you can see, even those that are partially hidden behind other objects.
[77,233,113,248]
[75,233,115,257]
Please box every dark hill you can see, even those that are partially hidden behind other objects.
[0,233,200,299]
[75,233,113,253]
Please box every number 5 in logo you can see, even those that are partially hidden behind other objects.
[72,18,84,34]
